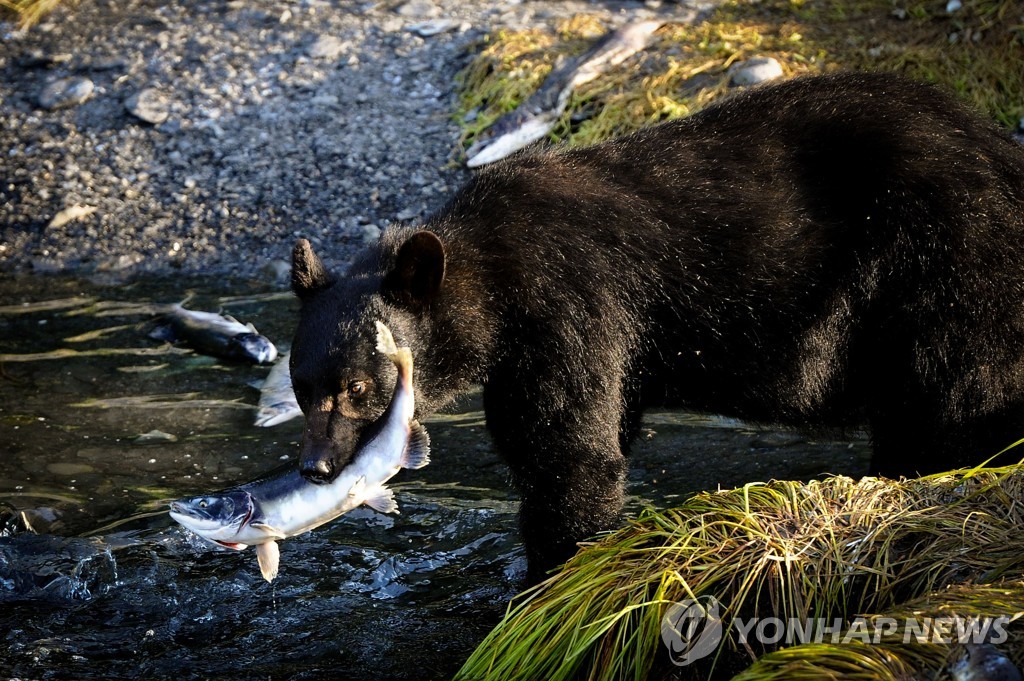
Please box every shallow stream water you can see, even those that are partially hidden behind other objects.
[0,275,870,680]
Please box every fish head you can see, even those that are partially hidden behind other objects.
[288,235,444,483]
[169,490,255,546]
[228,332,278,364]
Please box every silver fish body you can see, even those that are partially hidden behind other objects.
[170,321,429,581]
[149,304,278,364]
[254,352,302,427]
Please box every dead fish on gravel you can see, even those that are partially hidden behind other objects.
[466,20,664,168]
[169,321,429,581]
[254,351,302,427]
[147,304,278,364]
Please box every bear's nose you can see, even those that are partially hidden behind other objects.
[300,457,334,483]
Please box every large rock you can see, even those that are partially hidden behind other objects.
[729,57,784,87]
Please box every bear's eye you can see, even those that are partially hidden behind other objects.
[347,381,367,399]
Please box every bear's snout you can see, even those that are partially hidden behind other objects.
[299,454,334,483]
[299,439,348,483]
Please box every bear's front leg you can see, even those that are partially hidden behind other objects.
[484,366,629,583]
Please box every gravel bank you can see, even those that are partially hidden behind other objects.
[0,0,710,281]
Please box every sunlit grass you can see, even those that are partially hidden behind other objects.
[0,0,67,27]
[456,464,1024,680]
[456,0,1024,151]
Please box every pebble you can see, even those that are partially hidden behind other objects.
[125,88,170,124]
[38,76,94,110]
[407,19,457,37]
[46,462,95,476]
[307,34,346,60]
[729,57,784,87]
[946,0,962,12]
[87,55,128,71]
[360,223,382,244]
[133,430,178,444]
[396,0,440,18]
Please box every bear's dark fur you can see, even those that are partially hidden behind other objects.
[289,71,1024,581]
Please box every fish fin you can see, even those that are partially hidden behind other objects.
[363,484,399,515]
[256,541,280,583]
[249,521,287,540]
[245,322,258,333]
[401,421,431,470]
[374,321,413,373]
[254,407,302,428]
[349,475,367,498]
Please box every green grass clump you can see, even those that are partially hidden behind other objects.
[455,465,1024,681]
[732,582,1024,680]
[456,0,1024,152]
[0,0,66,27]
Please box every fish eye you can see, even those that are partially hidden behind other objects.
[347,381,367,399]
[199,499,208,509]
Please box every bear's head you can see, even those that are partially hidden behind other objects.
[288,230,446,482]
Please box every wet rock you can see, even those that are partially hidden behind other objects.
[125,88,170,125]
[47,462,96,476]
[307,34,346,60]
[729,57,784,87]
[946,0,962,12]
[133,430,178,444]
[38,76,94,110]
[19,507,64,534]
[85,55,127,71]
[1,503,23,537]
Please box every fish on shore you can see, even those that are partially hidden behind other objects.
[169,321,429,582]
[465,20,664,168]
[147,304,278,364]
[254,352,302,427]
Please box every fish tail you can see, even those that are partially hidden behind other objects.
[375,321,413,377]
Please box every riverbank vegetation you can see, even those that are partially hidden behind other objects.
[457,0,1024,152]
[457,464,1024,679]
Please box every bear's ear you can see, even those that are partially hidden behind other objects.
[383,230,446,308]
[292,239,333,300]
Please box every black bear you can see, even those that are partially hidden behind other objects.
[288,71,1024,581]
